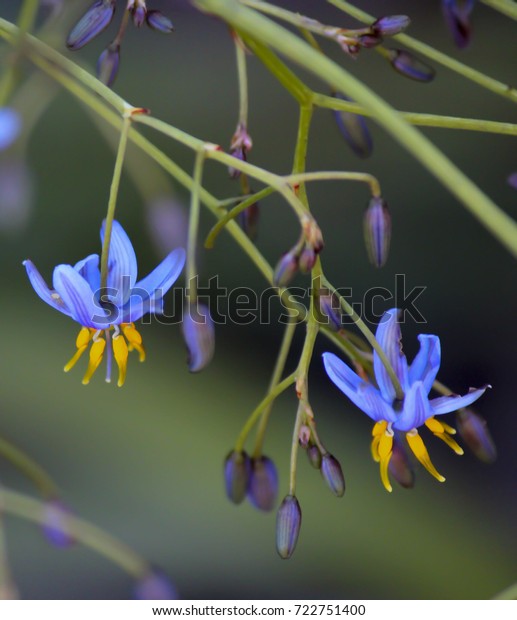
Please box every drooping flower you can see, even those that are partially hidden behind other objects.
[24,220,185,386]
[323,308,489,492]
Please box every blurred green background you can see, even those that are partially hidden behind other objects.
[0,0,516,600]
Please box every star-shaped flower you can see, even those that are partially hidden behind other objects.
[24,220,185,386]
[323,308,489,491]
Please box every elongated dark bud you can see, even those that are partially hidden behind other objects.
[388,49,436,82]
[224,450,251,504]
[273,249,300,287]
[371,15,411,37]
[97,43,120,87]
[307,444,322,469]
[182,301,215,372]
[363,197,391,268]
[247,456,278,511]
[321,453,346,497]
[276,495,302,559]
[456,408,496,463]
[388,436,415,489]
[333,92,373,159]
[66,0,116,50]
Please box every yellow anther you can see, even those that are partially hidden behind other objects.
[439,420,457,435]
[372,420,388,436]
[370,434,381,463]
[425,417,444,434]
[378,427,394,493]
[122,323,146,362]
[82,338,106,385]
[425,417,463,455]
[379,453,393,493]
[433,431,464,455]
[64,328,93,372]
[406,430,446,483]
[112,334,129,388]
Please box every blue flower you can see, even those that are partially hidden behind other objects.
[0,107,21,151]
[322,308,489,491]
[24,220,185,386]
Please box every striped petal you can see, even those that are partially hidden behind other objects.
[100,220,137,306]
[23,260,73,318]
[53,264,108,329]
[430,386,489,415]
[323,352,395,422]
[373,308,409,402]
[393,381,432,432]
[74,253,101,293]
[134,248,185,301]
[408,334,441,394]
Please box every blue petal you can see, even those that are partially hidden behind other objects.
[134,248,185,301]
[408,334,441,394]
[430,386,489,416]
[121,296,164,324]
[0,108,21,150]
[23,260,73,318]
[323,352,394,422]
[74,254,101,292]
[393,381,431,431]
[373,308,409,402]
[53,265,109,329]
[100,220,137,305]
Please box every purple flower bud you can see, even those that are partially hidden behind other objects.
[389,49,435,82]
[318,291,343,331]
[507,172,517,190]
[182,302,215,372]
[388,437,415,489]
[146,197,189,256]
[298,246,316,273]
[42,499,76,548]
[97,43,120,87]
[224,450,251,504]
[307,444,322,469]
[238,201,260,241]
[131,6,147,28]
[0,108,21,151]
[276,495,302,559]
[321,453,345,497]
[332,93,372,159]
[363,196,391,268]
[372,15,411,37]
[0,158,34,232]
[134,569,178,600]
[358,33,383,49]
[146,10,174,34]
[247,456,278,512]
[456,409,497,463]
[442,0,475,48]
[66,0,116,50]
[228,147,246,179]
[273,250,299,287]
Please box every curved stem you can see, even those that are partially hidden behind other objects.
[286,171,381,197]
[481,0,517,20]
[187,150,206,301]
[292,104,313,208]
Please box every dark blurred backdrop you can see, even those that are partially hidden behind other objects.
[0,0,515,599]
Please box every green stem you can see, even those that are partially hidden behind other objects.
[100,115,131,290]
[328,0,517,105]
[481,0,517,20]
[286,171,381,197]
[253,317,297,457]
[0,488,149,578]
[195,0,517,257]
[235,34,249,126]
[187,151,205,301]
[493,581,517,600]
[292,104,313,208]
[0,436,59,498]
[235,373,296,452]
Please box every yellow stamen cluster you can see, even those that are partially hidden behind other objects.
[64,323,146,387]
[371,416,462,492]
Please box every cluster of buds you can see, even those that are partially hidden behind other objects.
[228,123,253,180]
[224,451,278,511]
[326,15,410,57]
[273,219,323,287]
[442,0,476,48]
[66,0,174,86]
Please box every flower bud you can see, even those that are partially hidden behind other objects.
[442,0,475,48]
[332,93,372,159]
[388,49,435,82]
[97,43,120,87]
[228,147,246,179]
[363,197,391,268]
[307,444,322,469]
[276,495,302,559]
[273,250,299,287]
[146,10,174,34]
[247,456,278,512]
[0,108,21,151]
[388,437,415,489]
[298,246,316,274]
[132,7,147,27]
[182,302,215,372]
[318,291,343,331]
[507,172,517,190]
[42,499,76,548]
[372,15,411,37]
[66,0,116,50]
[134,569,178,600]
[358,33,382,49]
[238,201,260,241]
[456,409,497,463]
[321,453,345,497]
[224,450,251,504]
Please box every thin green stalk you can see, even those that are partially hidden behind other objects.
[0,437,59,498]
[0,488,149,578]
[195,0,517,257]
[481,0,517,20]
[253,317,297,457]
[286,171,381,197]
[235,373,296,452]
[187,151,206,301]
[292,104,313,208]
[328,0,517,105]
[100,115,131,290]
[235,34,249,126]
